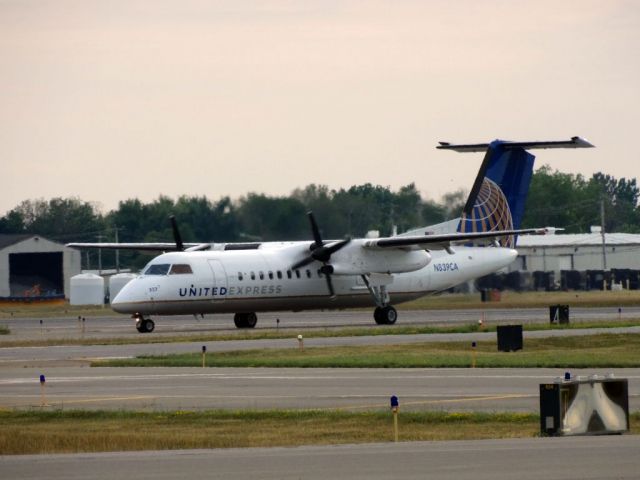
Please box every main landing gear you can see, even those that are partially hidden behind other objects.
[234,312,258,329]
[361,274,398,325]
[134,314,155,333]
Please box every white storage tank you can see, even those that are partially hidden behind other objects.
[70,273,105,305]
[109,273,136,303]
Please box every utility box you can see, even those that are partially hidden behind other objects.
[540,377,629,436]
[549,305,570,324]
[496,324,523,352]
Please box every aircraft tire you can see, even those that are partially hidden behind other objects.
[382,306,397,325]
[374,306,397,325]
[246,312,257,328]
[233,314,246,328]
[234,313,257,329]
[142,319,155,333]
[373,307,385,325]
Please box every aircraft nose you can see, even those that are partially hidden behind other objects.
[111,280,141,314]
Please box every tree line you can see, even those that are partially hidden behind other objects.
[1,167,638,269]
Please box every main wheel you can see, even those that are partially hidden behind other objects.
[142,318,155,333]
[374,307,385,325]
[245,312,257,328]
[234,313,258,329]
[233,313,246,328]
[381,306,397,325]
[373,306,397,325]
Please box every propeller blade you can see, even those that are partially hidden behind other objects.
[169,215,184,251]
[324,273,336,298]
[307,211,323,248]
[322,237,351,256]
[291,256,315,271]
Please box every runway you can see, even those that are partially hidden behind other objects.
[3,436,639,480]
[1,366,638,412]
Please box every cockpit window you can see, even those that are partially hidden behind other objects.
[144,264,170,275]
[169,264,193,275]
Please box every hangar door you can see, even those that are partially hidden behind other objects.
[9,252,64,298]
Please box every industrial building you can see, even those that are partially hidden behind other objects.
[511,229,640,275]
[482,229,640,291]
[0,234,81,300]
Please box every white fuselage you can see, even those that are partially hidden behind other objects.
[111,241,517,316]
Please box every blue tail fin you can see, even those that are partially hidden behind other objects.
[437,137,593,247]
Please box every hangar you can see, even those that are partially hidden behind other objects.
[0,234,81,300]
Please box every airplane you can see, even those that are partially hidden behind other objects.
[68,137,593,333]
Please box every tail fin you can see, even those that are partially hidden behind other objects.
[437,137,594,247]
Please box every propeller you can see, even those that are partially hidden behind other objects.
[169,215,184,251]
[292,212,351,297]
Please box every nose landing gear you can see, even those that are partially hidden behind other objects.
[134,314,155,333]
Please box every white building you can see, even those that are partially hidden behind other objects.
[0,234,81,299]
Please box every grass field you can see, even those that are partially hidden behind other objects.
[3,318,640,349]
[403,290,640,309]
[5,409,637,455]
[93,332,640,369]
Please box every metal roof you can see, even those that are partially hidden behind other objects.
[517,233,640,247]
[0,234,35,250]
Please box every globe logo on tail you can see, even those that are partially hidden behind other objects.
[458,178,514,247]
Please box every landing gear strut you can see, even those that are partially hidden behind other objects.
[234,312,258,329]
[361,274,398,325]
[134,314,155,333]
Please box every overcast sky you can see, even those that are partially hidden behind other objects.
[1,0,638,216]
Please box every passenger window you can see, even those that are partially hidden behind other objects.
[306,269,312,279]
[268,271,274,280]
[259,271,264,280]
[277,271,282,279]
[144,264,170,275]
[287,271,292,279]
[250,271,256,280]
[295,270,301,279]
[169,264,193,275]
[238,272,243,281]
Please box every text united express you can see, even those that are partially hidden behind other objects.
[179,285,284,297]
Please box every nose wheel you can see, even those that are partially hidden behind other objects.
[135,315,155,333]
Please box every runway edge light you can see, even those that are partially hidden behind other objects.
[390,395,399,442]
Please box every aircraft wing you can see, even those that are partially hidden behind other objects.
[363,228,547,251]
[66,242,210,252]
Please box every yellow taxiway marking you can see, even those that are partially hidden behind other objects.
[334,393,533,411]
[51,396,154,405]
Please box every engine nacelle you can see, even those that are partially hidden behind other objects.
[327,247,431,276]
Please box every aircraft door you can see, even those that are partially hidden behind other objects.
[208,260,228,302]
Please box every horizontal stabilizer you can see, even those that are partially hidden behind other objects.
[437,136,594,153]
